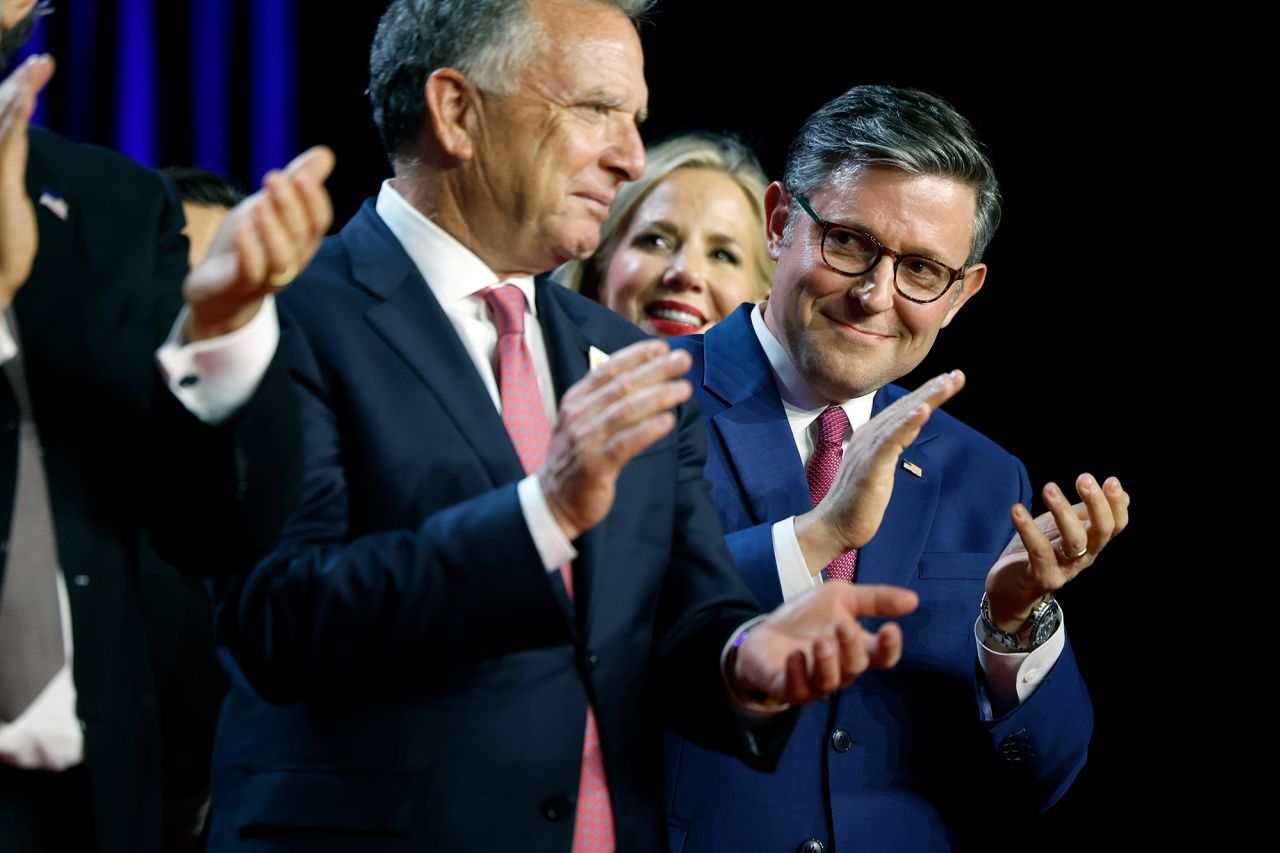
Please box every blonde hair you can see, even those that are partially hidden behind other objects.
[554,132,773,302]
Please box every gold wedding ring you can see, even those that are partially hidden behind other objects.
[268,264,298,289]
[1057,543,1088,561]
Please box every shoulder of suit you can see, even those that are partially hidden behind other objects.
[28,126,172,209]
[538,277,653,350]
[884,381,1020,464]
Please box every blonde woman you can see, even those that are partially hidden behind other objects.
[556,133,773,336]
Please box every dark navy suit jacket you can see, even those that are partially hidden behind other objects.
[664,306,1093,852]
[205,202,777,851]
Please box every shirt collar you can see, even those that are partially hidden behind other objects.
[375,180,537,312]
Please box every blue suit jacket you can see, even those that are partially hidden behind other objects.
[204,203,777,851]
[664,306,1093,852]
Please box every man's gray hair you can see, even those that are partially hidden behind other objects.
[368,0,652,159]
[0,1,53,68]
[783,85,1002,264]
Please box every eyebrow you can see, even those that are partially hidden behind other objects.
[579,88,648,125]
[828,216,955,266]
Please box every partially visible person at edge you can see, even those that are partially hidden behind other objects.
[0,2,334,851]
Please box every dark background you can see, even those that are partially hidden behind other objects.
[26,1,1180,845]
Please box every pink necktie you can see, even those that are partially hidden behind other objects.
[481,284,614,851]
[806,405,858,583]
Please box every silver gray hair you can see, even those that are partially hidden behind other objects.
[783,85,1002,264]
[368,0,652,159]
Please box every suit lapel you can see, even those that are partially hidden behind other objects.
[16,132,78,347]
[856,386,944,588]
[703,307,812,526]
[343,203,525,489]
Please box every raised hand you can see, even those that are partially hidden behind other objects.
[540,339,693,540]
[985,473,1130,630]
[182,145,335,341]
[732,582,919,707]
[0,54,54,307]
[796,370,965,572]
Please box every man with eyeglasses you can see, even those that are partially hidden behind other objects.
[663,85,1131,852]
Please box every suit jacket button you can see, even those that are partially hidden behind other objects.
[586,654,599,670]
[797,839,825,853]
[830,729,852,753]
[542,794,573,821]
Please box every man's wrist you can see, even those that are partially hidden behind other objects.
[979,592,1061,652]
[794,511,843,577]
[184,299,266,343]
[721,614,791,714]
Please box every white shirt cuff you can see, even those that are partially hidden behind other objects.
[773,517,820,603]
[519,475,578,572]
[155,296,280,425]
[974,605,1068,712]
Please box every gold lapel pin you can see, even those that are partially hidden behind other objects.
[901,460,923,478]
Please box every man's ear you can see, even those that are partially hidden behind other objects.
[941,263,986,328]
[764,181,790,261]
[424,68,480,161]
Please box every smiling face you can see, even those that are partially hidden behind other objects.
[463,0,648,275]
[600,167,762,337]
[762,167,987,402]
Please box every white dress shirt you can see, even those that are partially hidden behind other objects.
[749,303,1064,711]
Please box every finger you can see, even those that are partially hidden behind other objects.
[250,193,300,279]
[262,170,312,251]
[289,167,335,246]
[864,622,904,670]
[591,373,691,437]
[231,221,267,292]
[1042,481,1087,562]
[781,648,814,706]
[1074,473,1115,554]
[567,347,691,425]
[281,144,336,186]
[596,410,678,470]
[0,56,54,148]
[1011,502,1057,577]
[809,636,841,696]
[875,369,964,436]
[871,401,932,461]
[910,368,965,413]
[562,339,671,402]
[835,619,870,686]
[832,583,919,619]
[1103,476,1130,535]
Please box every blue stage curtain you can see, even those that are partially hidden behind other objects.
[16,0,298,189]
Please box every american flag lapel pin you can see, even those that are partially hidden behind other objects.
[901,460,923,478]
[38,190,69,221]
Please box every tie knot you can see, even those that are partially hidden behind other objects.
[814,405,849,447]
[482,284,527,337]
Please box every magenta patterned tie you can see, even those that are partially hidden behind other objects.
[481,284,615,851]
[806,405,858,583]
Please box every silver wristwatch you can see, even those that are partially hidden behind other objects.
[980,592,1061,652]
